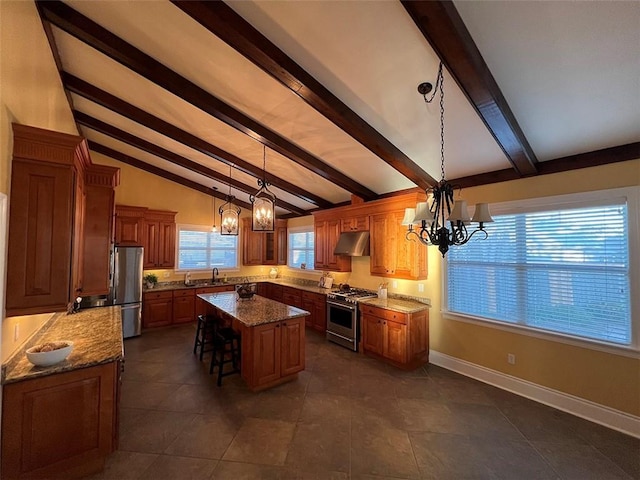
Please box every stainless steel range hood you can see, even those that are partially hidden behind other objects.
[333,231,370,256]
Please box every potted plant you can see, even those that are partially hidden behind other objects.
[143,273,158,289]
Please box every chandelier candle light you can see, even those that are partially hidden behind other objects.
[404,62,493,257]
[250,145,276,232]
[211,186,218,233]
[219,164,241,236]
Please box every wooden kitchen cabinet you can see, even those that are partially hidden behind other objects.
[313,217,351,272]
[242,317,305,389]
[242,218,287,266]
[5,125,90,316]
[370,210,427,280]
[142,290,173,328]
[1,361,119,479]
[282,286,303,309]
[143,209,177,269]
[360,303,429,369]
[340,215,370,232]
[114,204,145,245]
[302,291,327,333]
[82,165,120,296]
[172,289,195,324]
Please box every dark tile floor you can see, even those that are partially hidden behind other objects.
[86,325,639,480]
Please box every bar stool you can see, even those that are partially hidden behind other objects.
[193,314,215,361]
[209,317,241,386]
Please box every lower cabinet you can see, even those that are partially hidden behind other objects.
[142,290,173,328]
[238,317,305,391]
[1,361,120,479]
[172,289,195,324]
[360,304,429,369]
[302,291,327,333]
[282,286,303,309]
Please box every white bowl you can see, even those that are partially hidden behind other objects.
[26,341,74,367]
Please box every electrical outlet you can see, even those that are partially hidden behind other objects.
[418,283,425,293]
[14,324,19,341]
[507,353,516,365]
[392,280,398,288]
[163,272,170,278]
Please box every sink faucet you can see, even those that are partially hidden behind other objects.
[212,267,219,283]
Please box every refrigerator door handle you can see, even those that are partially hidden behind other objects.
[120,304,139,310]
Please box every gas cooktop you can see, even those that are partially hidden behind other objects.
[327,288,377,304]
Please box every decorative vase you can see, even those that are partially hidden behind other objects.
[269,267,278,279]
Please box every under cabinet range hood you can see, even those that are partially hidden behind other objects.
[333,231,370,256]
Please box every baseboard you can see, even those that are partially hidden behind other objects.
[429,350,640,438]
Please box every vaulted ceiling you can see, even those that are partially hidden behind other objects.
[37,0,640,217]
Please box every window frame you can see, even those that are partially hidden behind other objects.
[175,224,240,272]
[442,186,640,356]
[287,225,315,271]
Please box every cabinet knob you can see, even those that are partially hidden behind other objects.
[276,324,280,328]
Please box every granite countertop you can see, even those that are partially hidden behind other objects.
[144,282,235,292]
[198,292,310,327]
[265,279,335,295]
[359,297,430,314]
[2,306,124,385]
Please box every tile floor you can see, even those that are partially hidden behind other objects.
[86,324,639,480]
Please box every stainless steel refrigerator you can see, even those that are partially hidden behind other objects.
[109,246,143,338]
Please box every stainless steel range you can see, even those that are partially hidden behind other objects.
[326,288,377,351]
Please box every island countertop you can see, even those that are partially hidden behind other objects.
[197,292,309,327]
[1,306,124,385]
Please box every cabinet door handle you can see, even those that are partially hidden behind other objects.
[276,324,280,328]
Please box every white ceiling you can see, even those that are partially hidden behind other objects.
[43,1,639,215]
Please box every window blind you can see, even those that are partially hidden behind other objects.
[288,229,314,269]
[177,226,238,270]
[447,203,631,345]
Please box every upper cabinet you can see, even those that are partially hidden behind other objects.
[370,209,428,280]
[114,205,177,269]
[82,165,120,296]
[242,218,287,266]
[314,217,351,272]
[312,191,427,278]
[6,124,119,316]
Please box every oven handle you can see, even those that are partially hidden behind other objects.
[326,330,355,343]
[327,300,356,311]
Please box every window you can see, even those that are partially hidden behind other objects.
[446,188,639,348]
[177,225,238,270]
[288,227,314,269]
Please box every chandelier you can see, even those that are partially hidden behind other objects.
[404,62,493,257]
[250,145,276,232]
[219,164,241,236]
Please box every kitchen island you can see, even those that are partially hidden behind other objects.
[1,306,123,479]
[197,292,308,391]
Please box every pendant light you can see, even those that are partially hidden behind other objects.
[211,186,218,233]
[404,62,493,257]
[250,145,276,232]
[219,164,240,236]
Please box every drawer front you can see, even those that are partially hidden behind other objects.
[283,292,301,304]
[143,290,173,301]
[173,289,195,298]
[360,304,407,324]
[301,291,323,302]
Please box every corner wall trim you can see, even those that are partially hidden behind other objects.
[429,350,640,438]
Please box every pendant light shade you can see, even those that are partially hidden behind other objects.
[219,165,240,236]
[250,146,276,232]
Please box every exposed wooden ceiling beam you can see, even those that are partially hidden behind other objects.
[451,142,639,189]
[402,0,539,177]
[172,0,437,191]
[75,111,307,216]
[62,72,332,210]
[38,0,378,201]
[90,141,253,211]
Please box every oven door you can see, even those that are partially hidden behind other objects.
[326,300,358,350]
